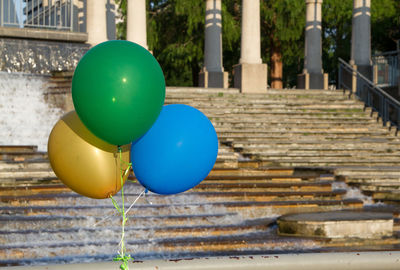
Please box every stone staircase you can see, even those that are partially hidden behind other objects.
[164,87,400,204]
[2,83,400,265]
[0,145,381,266]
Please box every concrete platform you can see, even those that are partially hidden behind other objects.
[278,210,393,239]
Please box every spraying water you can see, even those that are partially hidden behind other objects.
[0,72,64,151]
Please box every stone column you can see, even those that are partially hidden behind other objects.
[126,0,148,49]
[86,0,108,45]
[297,0,328,89]
[233,0,267,93]
[398,41,400,96]
[199,0,228,88]
[350,0,372,80]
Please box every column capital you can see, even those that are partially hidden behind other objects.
[354,0,371,8]
[306,0,323,4]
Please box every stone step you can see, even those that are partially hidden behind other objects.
[240,149,400,157]
[0,145,38,153]
[0,184,341,206]
[213,122,380,129]
[3,234,399,266]
[269,160,400,167]
[194,181,334,192]
[0,151,48,162]
[0,212,241,231]
[227,138,400,146]
[166,87,240,94]
[166,101,365,111]
[0,217,274,245]
[204,174,335,182]
[0,232,316,263]
[165,94,360,103]
[218,132,392,140]
[232,140,400,148]
[335,166,400,176]
[211,117,377,124]
[278,211,393,239]
[357,183,400,193]
[0,186,363,214]
[216,126,387,133]
[188,108,368,116]
[0,160,52,171]
[165,88,348,98]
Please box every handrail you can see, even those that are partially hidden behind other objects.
[338,57,400,130]
[372,50,399,87]
[339,58,400,105]
[373,50,400,57]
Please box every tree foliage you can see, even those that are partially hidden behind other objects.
[261,0,305,88]
[322,0,400,83]
[115,0,399,87]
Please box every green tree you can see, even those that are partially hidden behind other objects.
[115,0,240,86]
[260,0,305,88]
[371,0,400,52]
[322,0,353,84]
[322,0,400,84]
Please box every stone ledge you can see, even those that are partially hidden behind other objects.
[278,210,393,239]
[0,27,88,43]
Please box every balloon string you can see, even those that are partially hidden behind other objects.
[125,189,145,216]
[111,145,133,270]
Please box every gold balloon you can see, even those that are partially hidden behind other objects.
[48,111,130,199]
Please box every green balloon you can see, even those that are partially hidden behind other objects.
[72,40,166,145]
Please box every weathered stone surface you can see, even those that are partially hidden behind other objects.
[278,211,393,239]
[0,38,89,74]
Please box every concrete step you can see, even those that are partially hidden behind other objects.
[0,145,38,153]
[0,218,274,245]
[0,151,48,162]
[278,211,393,239]
[240,149,400,157]
[231,140,400,148]
[218,132,393,141]
[264,159,400,167]
[166,101,365,111]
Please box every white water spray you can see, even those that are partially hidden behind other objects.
[0,72,64,151]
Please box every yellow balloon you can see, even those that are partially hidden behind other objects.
[48,111,130,199]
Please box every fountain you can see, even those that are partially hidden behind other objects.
[0,72,64,151]
[1,73,400,267]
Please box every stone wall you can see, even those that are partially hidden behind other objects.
[0,37,89,75]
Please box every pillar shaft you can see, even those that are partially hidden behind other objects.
[298,0,328,90]
[86,0,108,45]
[240,0,261,64]
[199,0,228,88]
[351,0,372,80]
[304,0,323,74]
[204,0,223,72]
[233,0,267,93]
[127,0,148,49]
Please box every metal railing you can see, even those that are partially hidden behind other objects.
[338,57,400,131]
[0,0,74,31]
[373,50,400,87]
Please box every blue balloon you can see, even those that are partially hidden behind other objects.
[130,104,218,195]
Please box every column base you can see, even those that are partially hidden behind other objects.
[198,71,228,88]
[297,72,328,90]
[355,65,373,82]
[398,75,400,97]
[233,63,267,93]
